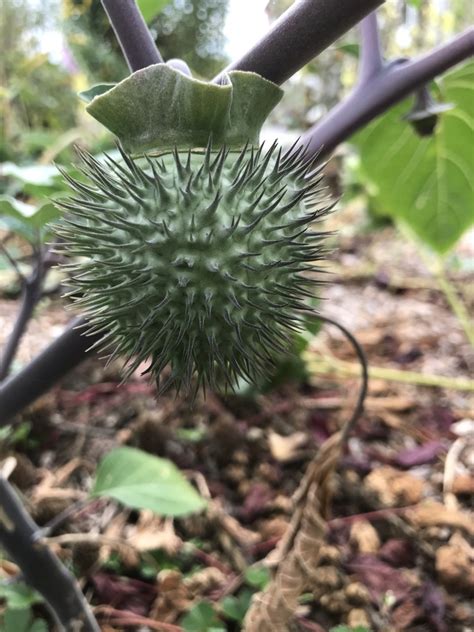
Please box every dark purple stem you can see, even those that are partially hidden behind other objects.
[0,318,98,425]
[214,0,384,85]
[301,27,474,158]
[0,252,45,382]
[100,0,163,71]
[358,11,384,85]
[0,476,99,630]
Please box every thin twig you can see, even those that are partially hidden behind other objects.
[0,240,25,282]
[306,353,474,391]
[33,498,93,539]
[434,265,474,347]
[0,248,45,382]
[315,314,368,444]
[94,605,183,632]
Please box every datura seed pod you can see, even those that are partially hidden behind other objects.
[56,64,333,393]
[56,141,332,393]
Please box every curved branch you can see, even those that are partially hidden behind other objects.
[0,318,98,425]
[101,0,163,71]
[301,27,474,158]
[0,256,45,382]
[0,476,99,631]
[214,0,384,85]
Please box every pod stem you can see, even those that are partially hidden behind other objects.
[100,0,163,72]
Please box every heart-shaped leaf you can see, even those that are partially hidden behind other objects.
[351,61,474,254]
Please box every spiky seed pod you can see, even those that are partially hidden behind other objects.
[55,141,333,393]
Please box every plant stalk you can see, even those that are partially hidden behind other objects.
[100,0,163,71]
[0,318,98,425]
[214,0,384,85]
[306,354,474,391]
[302,27,474,157]
[0,476,99,631]
[0,254,45,382]
[434,265,474,347]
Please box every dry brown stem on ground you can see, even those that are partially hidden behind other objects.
[243,433,342,631]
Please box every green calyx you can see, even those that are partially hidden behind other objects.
[56,142,332,394]
[80,64,283,153]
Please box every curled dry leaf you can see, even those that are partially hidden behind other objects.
[349,519,381,554]
[152,570,191,623]
[268,431,309,463]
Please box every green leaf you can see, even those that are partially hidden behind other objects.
[180,601,225,632]
[0,583,42,610]
[29,619,48,632]
[334,42,360,58]
[351,62,474,254]
[0,196,60,242]
[2,608,33,632]
[29,201,61,229]
[137,0,171,23]
[221,589,253,622]
[91,446,206,517]
[85,64,283,152]
[78,83,117,104]
[244,565,271,590]
[0,195,37,219]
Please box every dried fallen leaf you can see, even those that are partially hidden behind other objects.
[268,431,308,462]
[125,512,182,555]
[435,542,474,592]
[349,519,381,554]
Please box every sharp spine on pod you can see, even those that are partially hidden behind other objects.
[55,140,333,394]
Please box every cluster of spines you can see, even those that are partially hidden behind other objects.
[55,139,333,394]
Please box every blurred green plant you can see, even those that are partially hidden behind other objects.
[0,0,78,162]
[181,601,225,632]
[151,0,229,78]
[0,583,47,632]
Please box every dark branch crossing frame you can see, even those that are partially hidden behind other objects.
[0,0,472,426]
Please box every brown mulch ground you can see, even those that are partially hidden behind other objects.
[0,209,473,632]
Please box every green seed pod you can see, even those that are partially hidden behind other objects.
[56,140,332,393]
